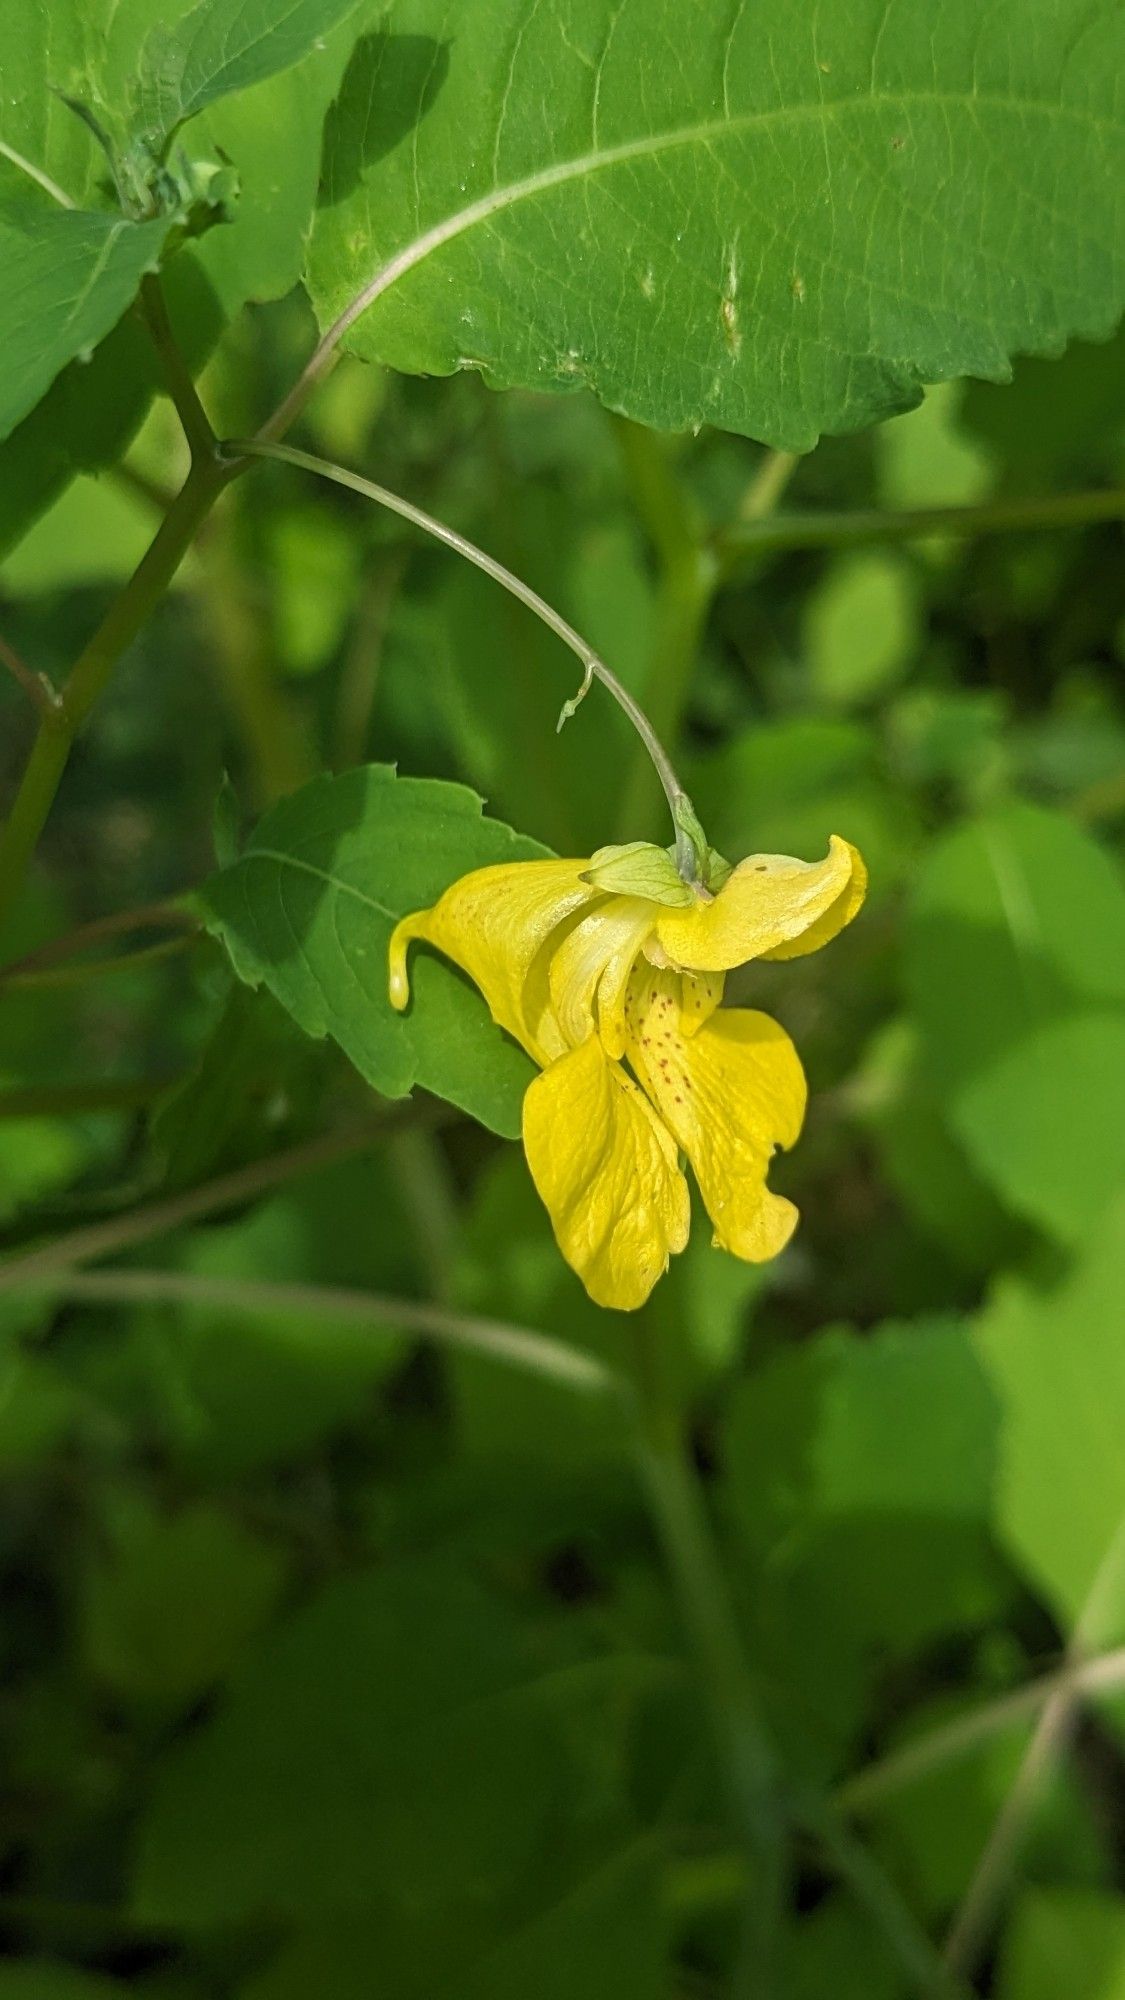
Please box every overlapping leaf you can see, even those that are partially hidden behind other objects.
[307,0,1125,446]
[199,765,548,1137]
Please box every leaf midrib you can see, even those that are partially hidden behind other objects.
[230,845,398,923]
[328,80,1119,338]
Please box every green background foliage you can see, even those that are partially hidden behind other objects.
[0,1,1124,1994]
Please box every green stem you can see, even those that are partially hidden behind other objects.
[138,273,216,464]
[616,544,717,843]
[626,1334,967,2000]
[0,934,197,992]
[0,633,60,717]
[228,438,694,853]
[0,898,198,977]
[0,1121,385,1293]
[0,455,240,943]
[197,485,315,805]
[716,485,1125,575]
[611,420,764,844]
[17,1266,616,1397]
[628,1335,787,1999]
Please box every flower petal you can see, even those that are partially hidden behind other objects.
[627,970,805,1263]
[548,895,657,1057]
[522,1036,690,1310]
[760,844,868,962]
[388,859,595,1063]
[654,836,865,973]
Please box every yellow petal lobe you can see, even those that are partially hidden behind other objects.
[627,970,806,1264]
[387,859,595,1062]
[654,836,865,973]
[522,1036,690,1310]
[548,896,657,1057]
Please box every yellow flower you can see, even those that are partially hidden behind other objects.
[389,835,866,1311]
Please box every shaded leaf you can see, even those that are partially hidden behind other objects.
[973,1197,1125,1643]
[199,765,547,1137]
[131,1563,636,1925]
[132,0,364,148]
[0,205,172,443]
[953,1010,1125,1245]
[905,801,1125,1092]
[997,1889,1125,2000]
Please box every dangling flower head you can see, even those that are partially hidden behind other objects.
[389,832,865,1310]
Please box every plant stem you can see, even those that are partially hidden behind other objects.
[627,1333,787,1999]
[138,274,217,464]
[616,542,717,843]
[736,449,801,523]
[0,898,198,977]
[0,455,240,943]
[0,1120,386,1292]
[17,1266,617,1396]
[196,486,315,804]
[626,1328,967,2000]
[942,1520,1125,1980]
[835,1649,1125,1816]
[227,438,694,851]
[798,1796,972,2000]
[716,485,1125,574]
[0,935,197,992]
[612,426,799,843]
[0,634,61,717]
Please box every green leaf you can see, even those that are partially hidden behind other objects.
[0,255,220,560]
[131,1563,633,1925]
[687,717,911,892]
[71,1150,416,1479]
[307,0,1125,447]
[959,324,1125,480]
[854,1021,1026,1277]
[998,1889,1125,2000]
[240,1843,666,2000]
[452,1841,667,2000]
[0,1972,130,2000]
[199,766,546,1137]
[973,1198,1125,1642]
[804,552,918,708]
[953,1010,1125,1245]
[723,1314,1007,1771]
[81,1498,288,1712]
[0,205,172,443]
[905,801,1125,1092]
[0,3,371,547]
[132,0,364,147]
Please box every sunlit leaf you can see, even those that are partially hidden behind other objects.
[307,0,1125,445]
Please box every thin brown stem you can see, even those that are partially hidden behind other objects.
[1,899,198,978]
[0,635,60,718]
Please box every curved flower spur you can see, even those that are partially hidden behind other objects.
[389,830,866,1311]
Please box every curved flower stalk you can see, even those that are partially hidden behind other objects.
[389,835,866,1310]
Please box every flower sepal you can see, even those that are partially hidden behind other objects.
[580,842,694,906]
